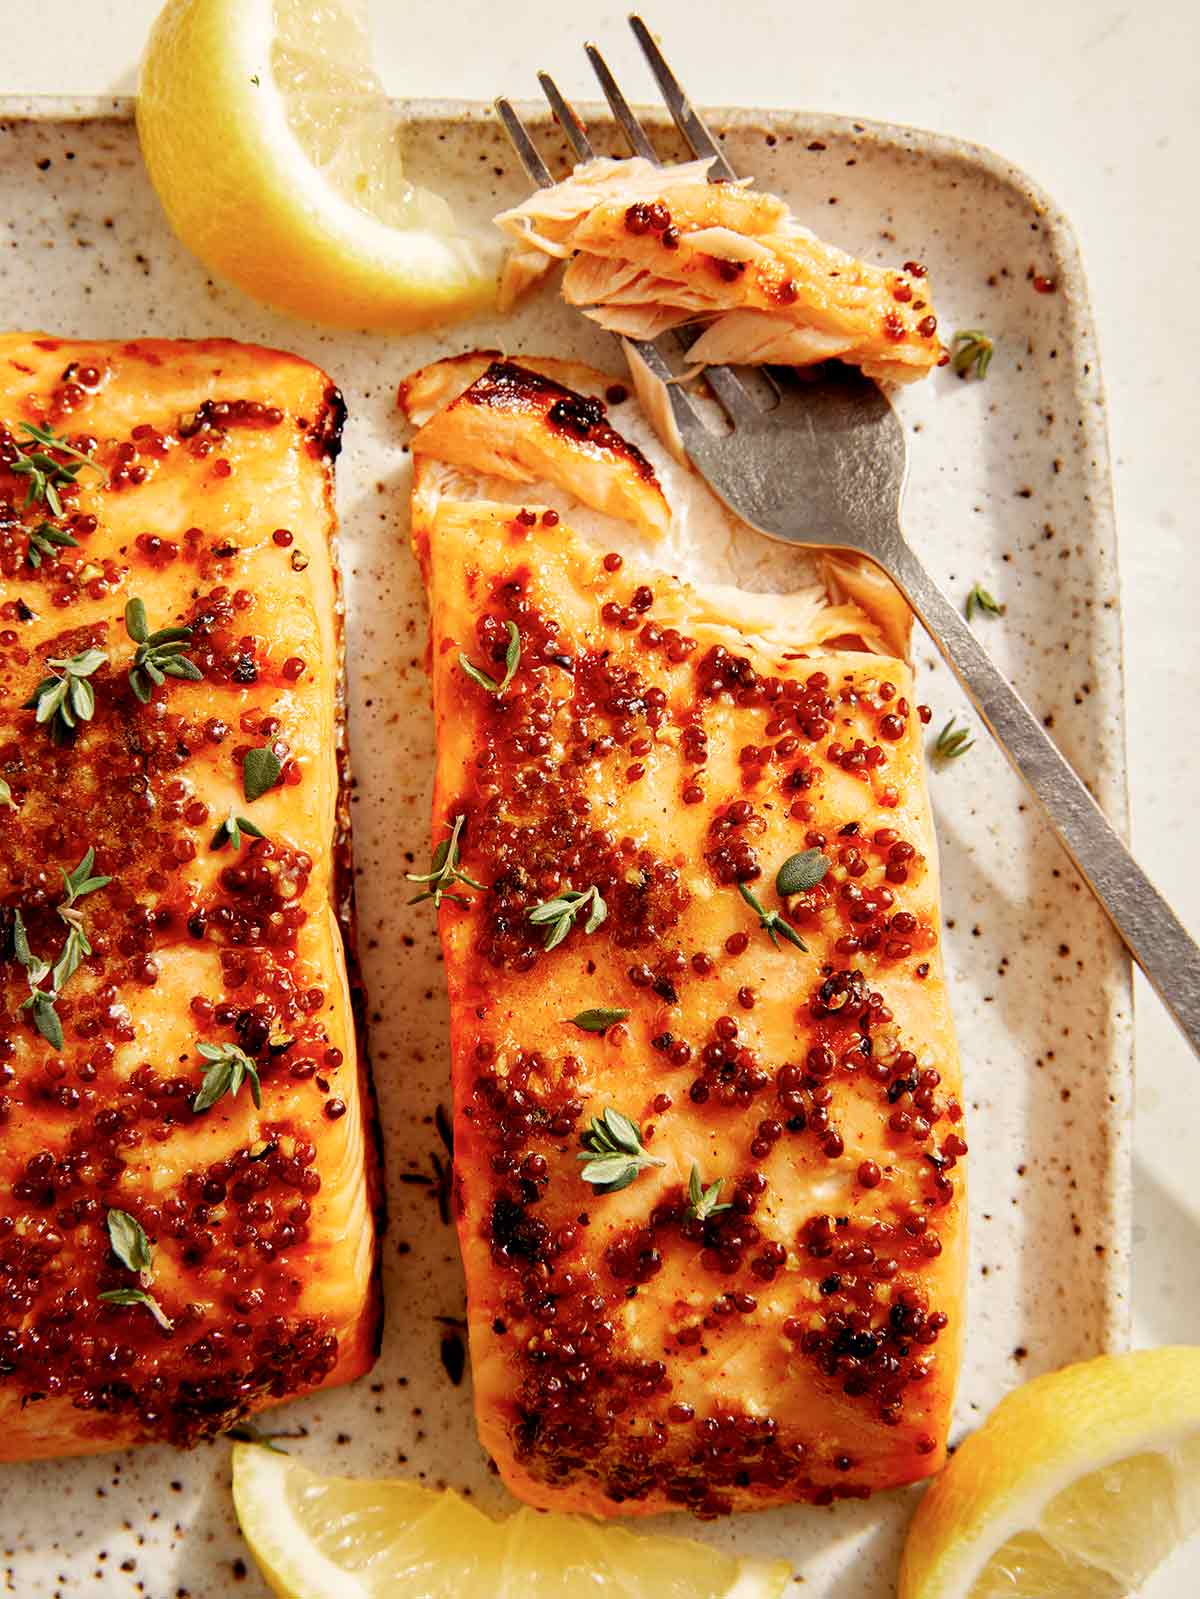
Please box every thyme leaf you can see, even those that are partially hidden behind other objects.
[192,1040,263,1113]
[737,882,808,952]
[965,582,1005,621]
[577,1107,664,1192]
[406,813,483,909]
[25,520,79,569]
[7,420,103,516]
[684,1164,731,1222]
[242,745,282,803]
[210,811,266,853]
[527,885,607,951]
[950,329,994,380]
[932,717,975,762]
[458,621,520,696]
[124,597,203,703]
[775,848,831,896]
[97,1286,173,1332]
[106,1207,154,1283]
[568,1006,629,1033]
[21,647,107,744]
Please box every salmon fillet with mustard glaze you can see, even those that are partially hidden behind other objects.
[495,157,943,383]
[401,354,965,1517]
[0,335,380,1460]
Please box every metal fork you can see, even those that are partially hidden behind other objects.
[496,15,1200,1057]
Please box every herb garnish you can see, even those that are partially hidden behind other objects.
[210,811,266,853]
[192,1040,263,1113]
[459,621,520,696]
[12,848,110,1047]
[577,1108,665,1192]
[242,745,282,803]
[97,1285,173,1330]
[950,329,994,380]
[13,910,63,1048]
[7,421,103,515]
[25,520,79,569]
[124,597,203,703]
[932,717,975,761]
[684,1164,731,1222]
[105,1207,154,1282]
[568,1006,629,1033]
[737,882,808,952]
[99,1207,172,1331]
[528,885,607,951]
[22,647,107,744]
[406,813,483,909]
[775,848,831,896]
[965,583,1005,621]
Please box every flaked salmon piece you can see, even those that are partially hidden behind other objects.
[410,358,671,542]
[495,156,942,384]
[0,335,381,1461]
[401,355,965,1518]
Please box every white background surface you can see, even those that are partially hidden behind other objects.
[2,1,1197,1592]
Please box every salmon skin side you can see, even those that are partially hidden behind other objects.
[403,354,965,1519]
[495,157,944,384]
[0,335,381,1461]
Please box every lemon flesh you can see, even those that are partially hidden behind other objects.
[137,0,496,329]
[231,1444,793,1599]
[900,1347,1200,1599]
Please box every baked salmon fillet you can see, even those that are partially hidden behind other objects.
[495,157,943,383]
[0,335,380,1461]
[401,354,965,1517]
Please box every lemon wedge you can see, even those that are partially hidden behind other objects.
[900,1347,1200,1598]
[231,1442,793,1599]
[137,0,496,329]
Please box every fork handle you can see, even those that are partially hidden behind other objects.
[883,534,1200,1057]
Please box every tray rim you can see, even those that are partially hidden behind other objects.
[0,91,1133,1352]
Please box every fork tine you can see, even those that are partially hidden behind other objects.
[584,42,659,162]
[537,72,596,163]
[494,98,555,188]
[700,363,758,420]
[628,14,738,181]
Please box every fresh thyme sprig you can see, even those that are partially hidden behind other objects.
[11,849,109,1048]
[192,1040,263,1113]
[406,814,483,909]
[12,910,62,1048]
[55,846,111,983]
[99,1207,172,1331]
[124,597,203,703]
[22,647,107,744]
[210,811,266,853]
[775,848,831,896]
[950,329,994,380]
[25,520,79,569]
[577,1108,665,1193]
[459,621,520,696]
[7,421,103,516]
[528,885,607,951]
[965,582,1005,621]
[932,717,975,761]
[567,1006,629,1033]
[737,882,808,952]
[684,1164,731,1222]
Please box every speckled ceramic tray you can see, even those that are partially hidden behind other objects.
[0,97,1131,1598]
